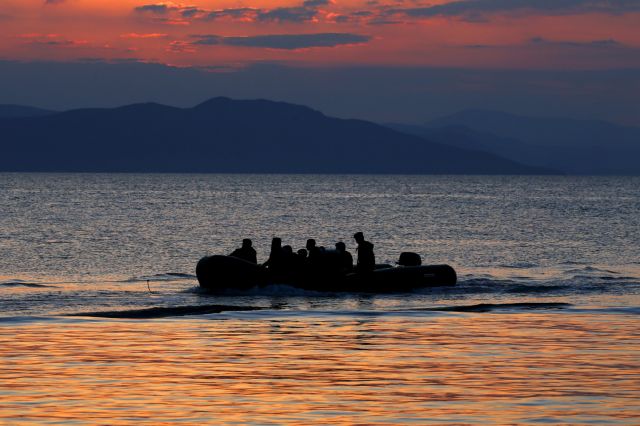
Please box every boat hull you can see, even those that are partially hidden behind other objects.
[196,255,457,293]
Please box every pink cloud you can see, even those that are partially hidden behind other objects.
[120,33,169,39]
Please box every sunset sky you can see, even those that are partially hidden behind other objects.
[1,0,639,122]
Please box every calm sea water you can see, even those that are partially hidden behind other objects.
[1,174,639,424]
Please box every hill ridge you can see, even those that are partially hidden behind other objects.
[0,98,556,174]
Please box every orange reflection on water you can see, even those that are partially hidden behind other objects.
[1,312,639,424]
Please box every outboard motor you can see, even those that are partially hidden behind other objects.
[397,252,422,267]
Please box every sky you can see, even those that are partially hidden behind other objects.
[0,0,639,123]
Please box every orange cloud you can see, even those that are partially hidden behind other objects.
[120,33,168,38]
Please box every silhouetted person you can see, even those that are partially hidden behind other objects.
[263,237,285,275]
[306,238,321,266]
[297,248,308,260]
[335,241,353,273]
[292,248,307,273]
[282,245,297,273]
[353,232,375,273]
[229,238,257,264]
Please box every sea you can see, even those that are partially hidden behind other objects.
[1,173,639,424]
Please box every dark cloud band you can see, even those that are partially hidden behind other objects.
[136,0,331,23]
[134,4,173,14]
[529,37,622,48]
[191,33,371,50]
[389,0,640,19]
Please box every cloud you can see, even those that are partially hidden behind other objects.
[205,8,258,20]
[530,37,623,48]
[76,57,142,64]
[368,19,404,25]
[303,0,331,7]
[133,4,195,25]
[121,33,169,39]
[202,0,330,23]
[257,7,319,22]
[463,37,626,50]
[134,4,174,14]
[134,0,348,24]
[16,33,94,49]
[389,0,640,20]
[463,44,494,49]
[204,7,318,23]
[181,7,204,18]
[134,2,208,21]
[33,40,78,46]
[155,18,190,25]
[23,38,88,47]
[190,33,371,50]
[17,33,58,38]
[44,0,65,4]
[167,40,197,53]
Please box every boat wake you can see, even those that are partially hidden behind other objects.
[183,270,640,298]
[418,302,572,313]
[447,267,640,297]
[0,280,55,288]
[66,304,262,319]
[190,283,332,297]
[61,302,571,320]
[121,272,196,283]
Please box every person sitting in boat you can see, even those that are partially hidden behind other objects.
[281,245,298,273]
[263,237,286,275]
[306,239,321,265]
[297,248,308,261]
[335,241,354,273]
[293,248,308,273]
[353,232,375,273]
[229,238,257,264]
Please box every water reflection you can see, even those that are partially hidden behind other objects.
[1,312,639,424]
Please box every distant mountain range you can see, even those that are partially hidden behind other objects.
[0,98,554,174]
[388,110,640,175]
[0,104,55,118]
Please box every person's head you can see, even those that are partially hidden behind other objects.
[335,242,346,253]
[306,239,316,250]
[283,245,293,255]
[297,248,308,258]
[271,237,282,250]
[353,232,364,243]
[242,238,252,248]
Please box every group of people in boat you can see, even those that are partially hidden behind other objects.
[228,232,375,276]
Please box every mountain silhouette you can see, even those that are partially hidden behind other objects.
[0,104,55,118]
[0,98,556,174]
[399,109,640,175]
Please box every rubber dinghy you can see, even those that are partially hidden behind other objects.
[196,252,457,293]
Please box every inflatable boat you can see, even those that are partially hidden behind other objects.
[196,252,456,293]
